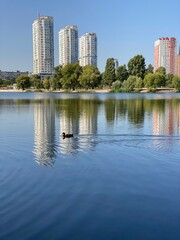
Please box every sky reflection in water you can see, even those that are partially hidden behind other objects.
[0,93,180,240]
[1,92,180,166]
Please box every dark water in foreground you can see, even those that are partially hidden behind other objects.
[0,92,180,240]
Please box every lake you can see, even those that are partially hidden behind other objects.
[0,92,180,240]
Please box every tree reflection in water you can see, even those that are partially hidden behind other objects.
[21,95,180,165]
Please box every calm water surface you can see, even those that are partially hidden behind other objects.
[0,92,180,240]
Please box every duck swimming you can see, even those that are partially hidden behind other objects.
[62,132,73,138]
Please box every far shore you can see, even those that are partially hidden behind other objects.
[0,88,111,93]
[0,87,177,93]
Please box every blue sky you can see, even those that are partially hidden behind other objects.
[0,0,180,73]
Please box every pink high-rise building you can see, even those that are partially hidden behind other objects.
[154,37,176,74]
[175,47,180,77]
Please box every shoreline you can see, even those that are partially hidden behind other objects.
[0,88,111,93]
[0,88,176,93]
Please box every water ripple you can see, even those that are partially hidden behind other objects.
[58,134,180,158]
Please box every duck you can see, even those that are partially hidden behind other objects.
[62,132,74,138]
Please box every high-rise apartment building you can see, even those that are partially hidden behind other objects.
[79,33,97,67]
[32,15,54,78]
[154,37,176,74]
[59,25,78,66]
[175,47,180,77]
[114,59,119,70]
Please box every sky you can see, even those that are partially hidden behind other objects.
[0,0,180,73]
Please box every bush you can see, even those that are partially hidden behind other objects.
[112,80,122,90]
[172,76,180,91]
[123,76,136,92]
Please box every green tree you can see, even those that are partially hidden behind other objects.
[78,65,101,89]
[155,66,166,76]
[155,67,166,87]
[172,75,180,91]
[146,64,154,74]
[166,73,174,87]
[123,76,136,92]
[50,77,58,90]
[144,73,156,88]
[4,80,12,86]
[128,55,146,79]
[154,72,166,87]
[30,74,43,89]
[102,58,116,87]
[111,80,122,91]
[43,77,51,90]
[61,63,82,90]
[135,77,143,88]
[16,74,31,90]
[116,64,129,82]
[51,65,63,90]
[144,72,165,88]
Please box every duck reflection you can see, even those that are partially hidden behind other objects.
[59,107,79,156]
[33,99,56,166]
[59,99,98,155]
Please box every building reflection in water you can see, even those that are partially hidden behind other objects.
[176,103,180,132]
[78,107,98,151]
[59,99,98,155]
[32,97,180,159]
[59,109,78,156]
[152,100,180,150]
[153,100,180,135]
[33,99,56,166]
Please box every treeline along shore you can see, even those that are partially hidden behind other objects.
[1,55,180,92]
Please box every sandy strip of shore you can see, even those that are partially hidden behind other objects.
[0,88,176,93]
[0,89,25,92]
[0,89,111,93]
